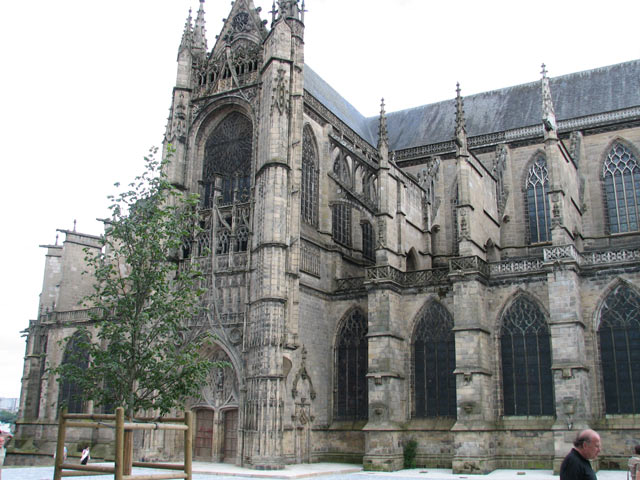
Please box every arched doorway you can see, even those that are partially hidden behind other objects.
[193,346,240,463]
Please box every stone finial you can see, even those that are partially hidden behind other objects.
[377,98,388,150]
[193,0,208,51]
[275,0,301,22]
[541,63,557,135]
[454,82,468,155]
[270,1,277,26]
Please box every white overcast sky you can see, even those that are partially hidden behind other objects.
[1,0,639,399]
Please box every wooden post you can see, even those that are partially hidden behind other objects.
[115,407,124,480]
[184,411,193,480]
[53,408,67,480]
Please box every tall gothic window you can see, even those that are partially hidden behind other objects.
[598,283,640,414]
[203,112,252,207]
[413,301,456,418]
[526,154,551,243]
[57,332,90,414]
[301,126,319,227]
[452,183,459,255]
[500,296,554,416]
[332,204,352,247]
[603,142,640,234]
[335,309,368,421]
[361,221,374,261]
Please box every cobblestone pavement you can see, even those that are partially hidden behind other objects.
[1,464,628,480]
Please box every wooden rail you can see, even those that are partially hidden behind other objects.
[53,407,193,480]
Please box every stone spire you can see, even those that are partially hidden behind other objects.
[454,82,468,156]
[179,8,193,52]
[193,0,208,52]
[377,98,388,150]
[541,63,557,138]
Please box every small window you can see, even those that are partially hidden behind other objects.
[361,222,374,261]
[332,204,352,247]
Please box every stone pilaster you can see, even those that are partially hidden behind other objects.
[243,6,304,469]
[450,258,496,474]
[543,247,590,473]
[363,286,406,471]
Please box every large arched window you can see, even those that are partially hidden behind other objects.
[57,332,90,414]
[335,309,368,421]
[500,296,554,415]
[602,142,640,234]
[203,112,253,207]
[301,126,319,227]
[526,154,551,244]
[598,283,640,413]
[413,300,456,418]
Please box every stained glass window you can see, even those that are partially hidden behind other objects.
[602,142,640,234]
[335,309,368,420]
[526,155,551,243]
[332,204,352,247]
[598,283,640,413]
[301,126,319,227]
[203,112,253,207]
[57,332,89,414]
[500,296,554,416]
[413,301,457,418]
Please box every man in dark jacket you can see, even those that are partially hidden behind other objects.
[560,429,601,480]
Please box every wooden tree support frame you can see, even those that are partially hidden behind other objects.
[53,407,193,480]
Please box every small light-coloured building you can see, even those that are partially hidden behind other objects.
[10,0,640,473]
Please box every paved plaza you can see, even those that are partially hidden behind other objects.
[0,463,629,480]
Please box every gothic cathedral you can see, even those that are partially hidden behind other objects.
[12,0,640,473]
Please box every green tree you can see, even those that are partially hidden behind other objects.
[55,147,216,419]
[0,410,17,424]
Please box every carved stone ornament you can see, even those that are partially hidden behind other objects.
[459,209,470,240]
[271,68,289,116]
[551,192,562,227]
[377,216,386,248]
[232,11,251,33]
[166,93,188,143]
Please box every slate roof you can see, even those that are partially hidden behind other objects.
[304,60,640,152]
[303,64,377,145]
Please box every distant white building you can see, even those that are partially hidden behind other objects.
[0,398,18,412]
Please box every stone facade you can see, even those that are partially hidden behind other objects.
[10,0,640,473]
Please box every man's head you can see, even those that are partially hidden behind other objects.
[574,429,601,460]
[635,444,640,455]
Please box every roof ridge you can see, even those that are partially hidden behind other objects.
[373,58,640,120]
